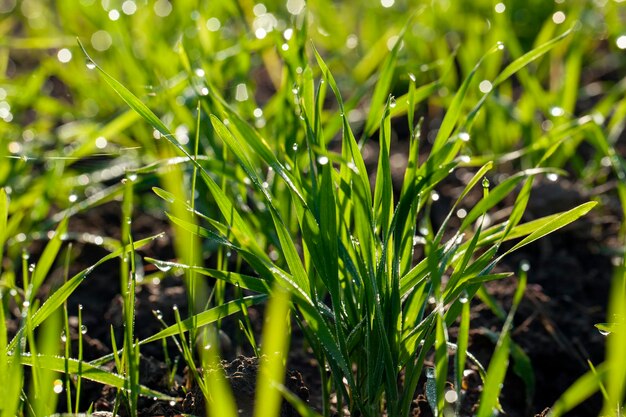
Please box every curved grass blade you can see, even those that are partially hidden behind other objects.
[7,235,161,353]
[503,201,597,256]
[431,43,503,153]
[549,363,608,417]
[139,295,267,345]
[492,27,573,88]
[145,258,271,294]
[20,354,174,400]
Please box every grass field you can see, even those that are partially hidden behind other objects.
[1,0,625,416]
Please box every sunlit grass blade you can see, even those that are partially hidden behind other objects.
[139,295,267,345]
[30,216,68,302]
[431,43,503,153]
[455,298,470,401]
[603,247,626,416]
[145,258,271,294]
[254,285,291,417]
[0,188,7,266]
[476,270,527,417]
[434,308,449,416]
[77,39,171,139]
[503,201,597,256]
[549,363,608,417]
[362,19,409,138]
[492,27,573,88]
[19,354,174,400]
[6,235,161,352]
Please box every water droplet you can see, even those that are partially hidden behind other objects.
[78,304,83,311]
[53,379,63,394]
[169,400,176,406]
[458,131,470,142]
[81,325,87,335]
[413,235,426,246]
[347,161,359,174]
[292,143,298,151]
[599,329,611,336]
[546,173,559,182]
[389,96,397,108]
[409,72,416,82]
[86,61,96,70]
[520,260,531,272]
[22,300,30,308]
[292,85,299,96]
[550,106,565,117]
[68,194,78,203]
[317,156,329,165]
[445,389,458,403]
[459,291,469,303]
[61,331,67,342]
[28,263,35,272]
[351,236,360,246]
[172,305,178,311]
[154,260,172,272]
[431,191,440,201]
[482,177,490,188]
[22,252,30,261]
[496,41,505,50]
[153,310,163,320]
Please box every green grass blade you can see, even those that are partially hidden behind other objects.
[254,286,291,417]
[0,188,7,267]
[492,27,573,87]
[20,354,174,400]
[477,271,527,417]
[31,217,68,297]
[549,363,608,417]
[434,309,449,416]
[603,248,626,415]
[431,43,502,153]
[7,235,160,352]
[145,258,271,294]
[363,21,409,138]
[455,299,470,399]
[139,295,267,345]
[503,201,597,255]
[476,333,511,417]
[77,39,171,138]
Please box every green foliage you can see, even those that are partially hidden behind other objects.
[0,0,624,416]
